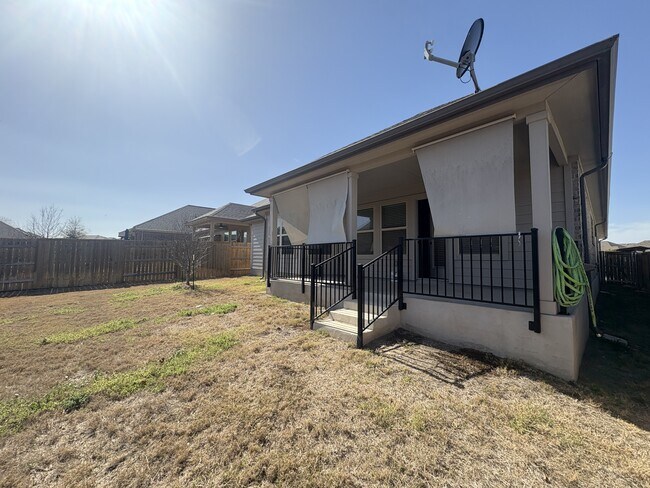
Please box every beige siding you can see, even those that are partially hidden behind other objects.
[251,220,265,273]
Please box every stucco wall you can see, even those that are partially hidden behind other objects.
[401,296,587,381]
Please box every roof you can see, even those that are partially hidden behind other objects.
[194,202,258,222]
[128,205,215,233]
[82,235,115,240]
[245,35,618,196]
[0,220,30,239]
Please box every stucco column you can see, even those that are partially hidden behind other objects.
[526,111,557,315]
[345,172,359,243]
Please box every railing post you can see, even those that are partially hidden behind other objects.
[351,239,357,300]
[398,239,406,310]
[528,228,541,333]
[301,243,306,294]
[310,263,316,329]
[266,246,272,288]
[357,263,364,349]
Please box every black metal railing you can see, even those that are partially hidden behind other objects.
[403,231,537,309]
[309,241,357,327]
[267,242,351,292]
[356,243,405,348]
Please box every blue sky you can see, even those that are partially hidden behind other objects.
[0,0,647,242]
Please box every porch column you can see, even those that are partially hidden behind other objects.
[345,172,358,242]
[526,111,557,315]
[209,223,215,241]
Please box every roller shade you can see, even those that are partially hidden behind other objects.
[415,119,516,236]
[306,172,349,244]
[273,186,309,245]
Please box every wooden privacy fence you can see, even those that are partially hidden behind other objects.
[599,251,650,289]
[0,239,251,293]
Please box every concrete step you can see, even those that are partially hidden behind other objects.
[329,308,385,326]
[313,319,357,344]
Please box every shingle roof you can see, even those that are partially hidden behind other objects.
[0,221,29,239]
[131,205,215,233]
[194,203,258,222]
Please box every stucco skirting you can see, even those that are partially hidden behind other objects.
[401,295,589,381]
[268,279,590,381]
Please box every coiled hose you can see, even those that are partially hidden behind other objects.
[552,227,602,337]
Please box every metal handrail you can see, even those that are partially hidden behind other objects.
[356,243,405,348]
[309,240,357,328]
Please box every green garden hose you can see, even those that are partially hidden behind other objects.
[552,227,602,337]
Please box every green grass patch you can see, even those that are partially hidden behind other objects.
[509,403,554,434]
[178,303,237,317]
[1,331,238,435]
[52,306,85,316]
[41,319,140,345]
[110,290,140,303]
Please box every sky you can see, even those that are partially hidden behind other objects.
[0,0,648,242]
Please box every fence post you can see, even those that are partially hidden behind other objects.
[528,228,541,333]
[351,239,357,300]
[357,263,364,348]
[266,246,272,288]
[398,238,406,310]
[301,243,306,294]
[310,263,316,330]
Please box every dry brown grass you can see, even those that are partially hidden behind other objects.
[0,277,648,487]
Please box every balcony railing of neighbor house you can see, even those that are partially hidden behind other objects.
[267,241,351,292]
[309,241,357,327]
[356,243,405,348]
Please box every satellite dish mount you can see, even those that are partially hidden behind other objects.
[424,18,484,93]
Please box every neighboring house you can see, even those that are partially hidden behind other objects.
[189,199,269,276]
[118,205,215,241]
[246,36,619,381]
[0,220,30,239]
[82,235,116,240]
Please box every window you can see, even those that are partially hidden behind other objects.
[357,208,374,254]
[276,219,291,246]
[459,236,500,255]
[381,203,406,253]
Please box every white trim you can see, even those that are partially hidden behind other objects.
[411,115,516,152]
[271,170,350,198]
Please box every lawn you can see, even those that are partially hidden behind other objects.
[0,277,648,487]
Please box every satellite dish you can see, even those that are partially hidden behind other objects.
[424,18,484,93]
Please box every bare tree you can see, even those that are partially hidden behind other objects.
[27,205,64,238]
[165,222,212,289]
[62,216,87,239]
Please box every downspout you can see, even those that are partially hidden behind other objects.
[579,157,609,264]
